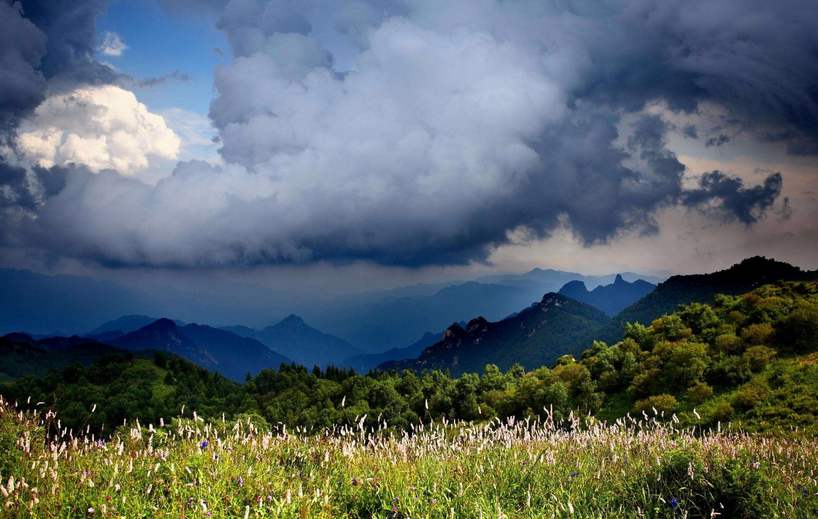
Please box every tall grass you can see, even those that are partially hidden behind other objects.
[1,396,816,518]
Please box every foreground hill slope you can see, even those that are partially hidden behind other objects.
[381,293,609,374]
[0,334,121,382]
[597,256,817,344]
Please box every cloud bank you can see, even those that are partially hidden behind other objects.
[4,0,817,268]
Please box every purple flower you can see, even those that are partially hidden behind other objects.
[200,440,208,449]
[669,497,679,509]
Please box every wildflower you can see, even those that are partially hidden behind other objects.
[237,476,244,487]
[88,507,95,514]
[669,497,679,509]
[569,470,579,478]
[200,440,208,450]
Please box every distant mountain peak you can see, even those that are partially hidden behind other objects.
[148,318,178,331]
[444,322,466,338]
[466,316,488,332]
[278,314,306,326]
[379,290,609,374]
[558,276,656,317]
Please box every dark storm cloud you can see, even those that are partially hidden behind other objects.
[683,171,783,224]
[17,0,117,88]
[683,125,699,139]
[0,0,115,138]
[4,0,812,269]
[580,0,818,144]
[705,134,731,147]
[0,1,46,140]
[132,70,191,88]
[0,0,115,242]
[0,162,36,210]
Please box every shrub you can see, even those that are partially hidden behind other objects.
[633,394,678,415]
[742,345,776,373]
[686,381,714,404]
[707,400,734,422]
[741,323,775,346]
[732,383,769,411]
[650,315,693,342]
[715,333,742,353]
[651,341,709,392]
[776,302,818,353]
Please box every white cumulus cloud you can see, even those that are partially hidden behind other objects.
[16,85,180,175]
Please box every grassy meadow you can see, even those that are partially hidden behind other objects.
[2,397,817,518]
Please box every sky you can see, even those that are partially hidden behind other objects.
[1,0,817,297]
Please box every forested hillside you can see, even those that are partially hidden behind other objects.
[595,256,816,344]
[381,293,610,374]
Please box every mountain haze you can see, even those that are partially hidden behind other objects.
[224,315,361,368]
[343,330,445,373]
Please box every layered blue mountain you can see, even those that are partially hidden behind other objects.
[307,270,662,351]
[558,275,656,316]
[222,315,361,368]
[0,266,660,355]
[112,319,290,381]
[89,315,173,336]
[343,329,448,373]
[380,293,610,375]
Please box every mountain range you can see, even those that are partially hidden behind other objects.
[381,293,610,375]
[377,257,817,375]
[222,314,362,368]
[306,270,664,350]
[558,275,656,316]
[0,266,662,354]
[343,329,449,373]
[109,318,291,381]
[1,256,816,383]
